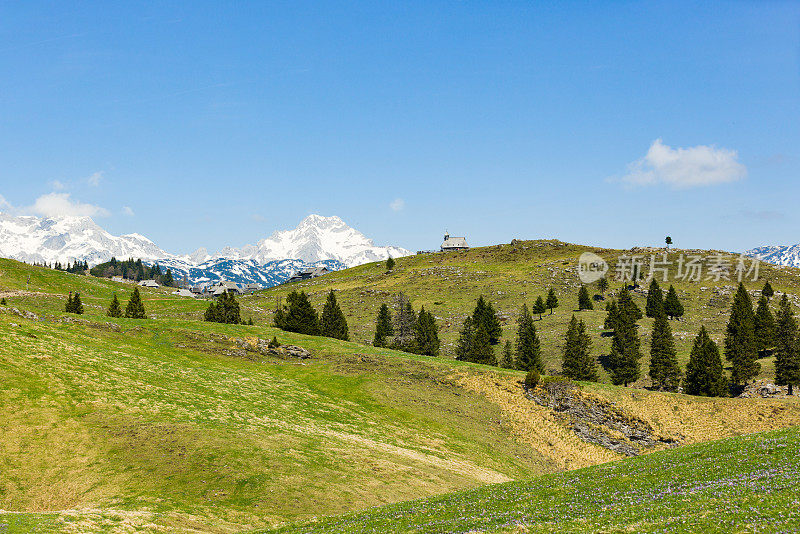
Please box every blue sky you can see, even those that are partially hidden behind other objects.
[0,2,797,254]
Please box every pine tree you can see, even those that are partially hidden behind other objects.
[754,294,776,356]
[386,256,395,271]
[470,323,496,365]
[648,311,681,391]
[724,283,759,385]
[684,326,727,397]
[562,315,597,381]
[597,277,609,295]
[663,285,684,320]
[762,281,775,300]
[413,307,440,356]
[220,292,241,324]
[107,294,122,318]
[163,269,174,287]
[577,285,593,311]
[774,294,800,395]
[546,288,559,315]
[279,290,320,335]
[645,279,664,318]
[373,303,394,347]
[532,296,546,320]
[472,296,502,344]
[454,317,475,362]
[499,340,515,369]
[72,293,84,314]
[124,287,146,319]
[65,292,74,313]
[393,294,417,349]
[514,304,542,372]
[321,290,349,340]
[607,289,642,386]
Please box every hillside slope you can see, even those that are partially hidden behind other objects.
[252,240,800,385]
[267,425,800,534]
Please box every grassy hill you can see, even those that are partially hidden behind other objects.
[250,241,800,385]
[266,425,800,533]
[0,249,799,532]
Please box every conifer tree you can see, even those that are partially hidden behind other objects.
[532,296,546,320]
[321,290,349,340]
[597,277,609,295]
[577,285,593,311]
[724,283,758,385]
[684,326,727,397]
[546,288,559,315]
[663,285,684,320]
[648,311,681,391]
[413,307,440,356]
[373,303,394,347]
[65,292,74,313]
[514,304,542,372]
[472,296,502,344]
[762,281,775,300]
[774,294,800,395]
[107,294,123,318]
[279,290,320,335]
[562,315,597,381]
[393,294,417,349]
[163,269,174,287]
[499,340,515,369]
[470,323,496,365]
[386,256,395,271]
[607,289,642,386]
[603,300,618,331]
[124,287,146,319]
[645,279,664,318]
[71,292,84,314]
[754,294,776,357]
[454,316,475,362]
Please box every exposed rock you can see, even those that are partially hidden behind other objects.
[738,380,786,398]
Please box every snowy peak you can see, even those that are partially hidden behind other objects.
[746,244,800,269]
[230,214,410,267]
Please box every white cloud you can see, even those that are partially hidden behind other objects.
[51,179,67,190]
[87,171,104,187]
[390,198,405,212]
[29,192,109,218]
[122,206,135,216]
[621,139,746,188]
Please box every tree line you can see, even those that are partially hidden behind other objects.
[89,258,176,286]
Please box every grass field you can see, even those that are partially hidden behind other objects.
[0,249,799,532]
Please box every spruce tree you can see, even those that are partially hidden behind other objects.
[220,292,241,324]
[107,294,123,318]
[546,288,559,315]
[280,290,320,335]
[72,293,84,315]
[514,304,542,372]
[470,323,496,365]
[724,283,758,385]
[65,292,74,313]
[607,290,642,386]
[762,281,774,300]
[386,256,395,271]
[597,277,609,295]
[684,326,727,397]
[532,296,546,320]
[321,290,349,340]
[413,307,440,356]
[373,303,394,347]
[648,311,681,391]
[499,340,515,369]
[454,316,475,362]
[163,269,174,287]
[562,315,597,381]
[663,285,684,320]
[577,285,593,311]
[393,294,417,349]
[617,287,643,324]
[645,279,664,318]
[754,294,775,357]
[774,294,800,395]
[124,287,146,319]
[472,296,502,344]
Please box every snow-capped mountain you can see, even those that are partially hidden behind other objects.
[0,212,410,287]
[746,244,800,269]
[0,212,171,266]
[212,214,410,267]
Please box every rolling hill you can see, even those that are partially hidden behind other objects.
[0,242,799,532]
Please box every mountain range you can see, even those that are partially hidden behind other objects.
[0,213,410,286]
[745,244,800,269]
